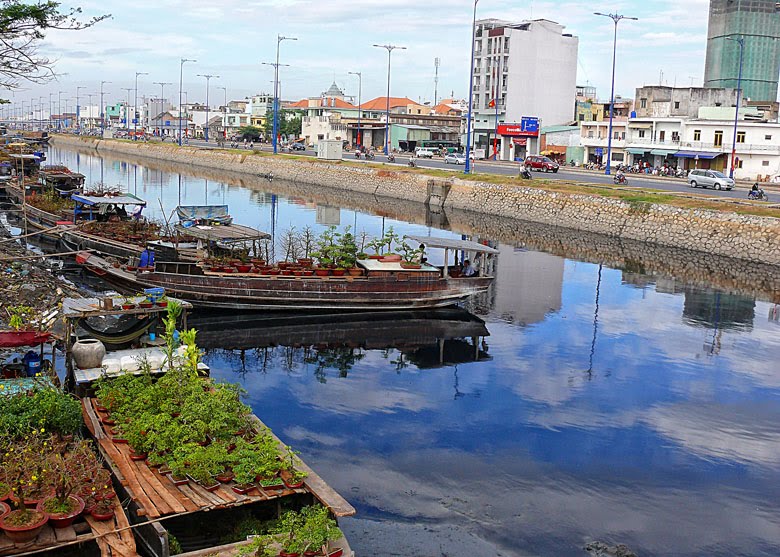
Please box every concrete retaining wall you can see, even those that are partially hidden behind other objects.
[52,135,780,267]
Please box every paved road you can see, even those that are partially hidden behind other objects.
[180,139,768,201]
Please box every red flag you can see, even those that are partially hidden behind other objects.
[488,99,496,108]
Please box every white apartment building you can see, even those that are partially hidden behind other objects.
[471,18,578,161]
[581,111,780,180]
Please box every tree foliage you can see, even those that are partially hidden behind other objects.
[0,1,110,89]
[262,109,302,139]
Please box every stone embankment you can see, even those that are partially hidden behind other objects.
[52,135,780,267]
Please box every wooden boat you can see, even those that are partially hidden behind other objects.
[75,236,497,311]
[38,164,86,195]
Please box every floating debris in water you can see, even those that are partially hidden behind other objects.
[585,541,638,557]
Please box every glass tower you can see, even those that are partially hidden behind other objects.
[704,0,780,101]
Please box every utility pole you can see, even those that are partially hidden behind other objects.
[76,86,85,134]
[349,71,362,149]
[100,81,111,134]
[153,82,173,137]
[196,74,220,141]
[134,71,149,140]
[434,57,441,106]
[179,58,197,146]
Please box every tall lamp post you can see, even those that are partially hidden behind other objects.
[196,74,219,141]
[272,35,297,153]
[134,71,149,140]
[218,86,227,139]
[153,81,173,137]
[100,81,111,134]
[49,92,54,130]
[86,93,95,131]
[373,44,406,155]
[122,88,133,129]
[179,58,197,146]
[726,35,744,179]
[594,11,637,175]
[57,91,63,131]
[76,86,85,134]
[465,0,479,174]
[348,71,362,149]
[38,96,44,131]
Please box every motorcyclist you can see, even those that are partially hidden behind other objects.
[519,162,532,180]
[615,169,626,184]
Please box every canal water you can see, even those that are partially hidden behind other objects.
[49,146,780,556]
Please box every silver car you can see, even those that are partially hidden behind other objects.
[688,169,734,191]
[444,153,467,165]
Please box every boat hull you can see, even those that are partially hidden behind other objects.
[80,253,493,311]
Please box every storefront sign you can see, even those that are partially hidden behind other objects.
[512,138,527,146]
[497,119,540,138]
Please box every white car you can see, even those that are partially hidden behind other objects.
[444,153,467,165]
[414,147,436,158]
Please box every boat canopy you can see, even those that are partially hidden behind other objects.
[71,192,147,206]
[174,222,271,243]
[404,235,499,254]
[176,205,233,226]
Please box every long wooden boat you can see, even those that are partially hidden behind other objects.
[76,237,497,311]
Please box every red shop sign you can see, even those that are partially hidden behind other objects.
[497,123,539,137]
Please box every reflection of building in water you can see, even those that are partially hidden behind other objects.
[683,288,755,332]
[249,191,276,205]
[494,246,563,325]
[316,205,340,225]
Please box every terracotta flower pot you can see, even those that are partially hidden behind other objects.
[231,484,255,495]
[314,268,330,277]
[381,254,401,262]
[37,494,85,529]
[331,269,346,277]
[368,255,383,260]
[236,264,252,273]
[0,510,48,544]
[215,471,235,483]
[347,268,363,276]
[89,507,115,522]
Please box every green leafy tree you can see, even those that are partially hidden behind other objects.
[0,1,110,89]
[236,125,263,140]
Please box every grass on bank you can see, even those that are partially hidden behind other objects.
[70,135,780,219]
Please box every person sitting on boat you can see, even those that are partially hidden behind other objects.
[462,259,476,277]
[131,204,145,221]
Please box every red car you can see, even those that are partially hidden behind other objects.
[525,156,559,173]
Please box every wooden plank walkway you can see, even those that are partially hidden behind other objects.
[81,398,357,521]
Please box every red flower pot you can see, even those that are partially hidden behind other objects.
[121,304,135,310]
[284,479,305,489]
[0,510,48,543]
[327,549,344,557]
[37,495,85,529]
[222,267,235,273]
[156,301,168,308]
[129,450,148,461]
[302,270,314,277]
[347,268,363,276]
[231,484,255,495]
[279,551,300,557]
[331,269,346,277]
[89,507,115,522]
[280,269,294,276]
[368,255,383,260]
[215,471,235,483]
[314,268,330,277]
[138,302,154,309]
[268,269,281,276]
[381,254,401,262]
[236,264,252,273]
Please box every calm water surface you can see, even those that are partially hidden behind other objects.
[49,146,780,556]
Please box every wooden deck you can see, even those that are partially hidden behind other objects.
[81,398,355,520]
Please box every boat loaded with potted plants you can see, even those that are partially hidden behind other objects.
[75,302,355,557]
[0,382,138,556]
[76,224,498,311]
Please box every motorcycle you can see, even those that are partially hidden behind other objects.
[355,151,361,159]
[366,151,375,160]
[519,166,532,180]
[614,173,628,185]
[408,159,417,168]
[748,189,769,201]
[388,153,395,162]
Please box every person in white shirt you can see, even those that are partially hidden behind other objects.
[462,259,476,277]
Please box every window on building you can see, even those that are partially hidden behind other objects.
[762,160,770,166]
[674,101,680,109]
[639,130,646,138]
[659,131,665,142]
[640,98,647,108]
[714,130,723,146]
[672,131,679,142]
[736,160,743,168]
[766,135,772,141]
[693,129,701,141]
[612,152,625,162]
[588,131,594,138]
[614,131,620,139]
[579,114,585,122]
[736,131,746,143]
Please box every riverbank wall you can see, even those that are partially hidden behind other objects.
[51,135,780,267]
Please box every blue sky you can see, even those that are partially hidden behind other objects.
[11,0,711,107]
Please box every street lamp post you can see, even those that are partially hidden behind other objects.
[373,44,406,155]
[57,91,63,131]
[179,58,196,146]
[134,71,149,140]
[86,93,94,131]
[153,82,173,137]
[38,96,44,131]
[594,12,637,175]
[76,86,85,134]
[272,35,297,154]
[100,81,111,134]
[348,71,362,149]
[196,74,219,141]
[49,93,53,130]
[465,0,479,174]
[218,86,227,139]
[122,88,133,130]
[727,35,745,179]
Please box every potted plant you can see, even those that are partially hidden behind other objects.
[297,226,316,267]
[365,237,385,259]
[380,227,401,262]
[89,499,115,521]
[156,295,169,308]
[36,451,85,529]
[282,445,308,489]
[399,241,425,269]
[138,294,154,309]
[297,505,343,557]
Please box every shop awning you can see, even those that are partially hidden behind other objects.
[626,148,648,155]
[674,151,721,159]
[650,149,676,156]
[629,123,652,129]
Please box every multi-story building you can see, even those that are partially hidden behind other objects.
[704,0,780,101]
[634,86,739,118]
[470,18,578,161]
